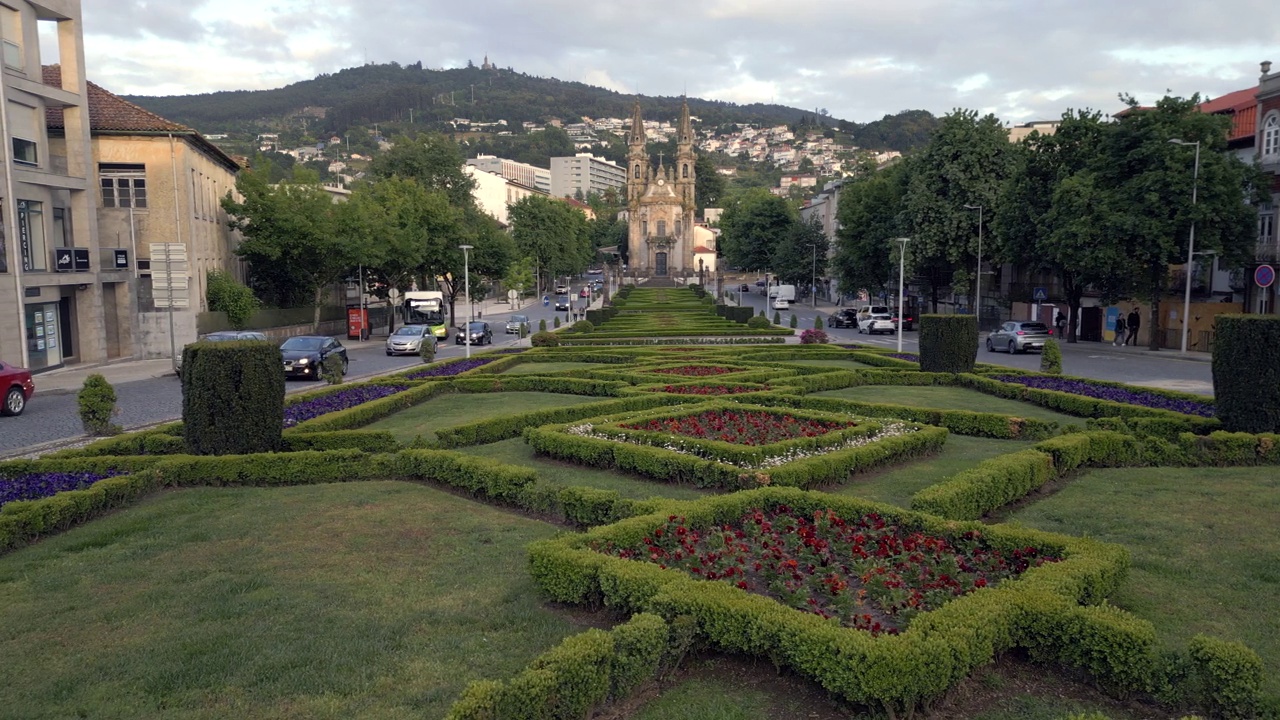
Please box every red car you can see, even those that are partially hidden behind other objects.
[0,360,34,416]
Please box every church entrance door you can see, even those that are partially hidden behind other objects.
[655,252,668,276]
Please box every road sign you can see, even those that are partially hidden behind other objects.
[1033,287,1048,301]
[1256,264,1276,288]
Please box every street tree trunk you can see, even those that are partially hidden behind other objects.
[1148,264,1162,350]
[312,285,324,332]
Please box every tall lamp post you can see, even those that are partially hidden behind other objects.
[811,242,818,309]
[1169,138,1200,354]
[893,238,910,353]
[963,204,983,325]
[459,244,473,359]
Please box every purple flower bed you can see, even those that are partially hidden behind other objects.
[283,384,411,427]
[991,375,1215,417]
[0,471,127,510]
[404,357,499,379]
[887,353,919,362]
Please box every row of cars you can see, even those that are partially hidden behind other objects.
[826,306,916,334]
[194,331,351,381]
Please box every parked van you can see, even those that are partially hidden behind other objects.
[768,284,797,302]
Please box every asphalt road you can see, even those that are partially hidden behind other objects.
[0,283,1214,455]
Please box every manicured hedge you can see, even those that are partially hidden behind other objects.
[42,424,187,458]
[446,613,670,720]
[182,340,285,454]
[288,382,448,432]
[748,393,1059,440]
[919,315,978,373]
[1213,314,1280,433]
[433,395,697,448]
[958,374,1220,431]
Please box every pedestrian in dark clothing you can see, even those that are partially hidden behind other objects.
[1055,311,1067,338]
[1113,316,1126,346]
[1126,308,1141,345]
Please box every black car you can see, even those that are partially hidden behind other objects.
[280,336,348,380]
[455,321,493,345]
[554,295,571,311]
[827,309,858,329]
[176,331,269,374]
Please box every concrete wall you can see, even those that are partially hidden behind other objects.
[136,310,197,360]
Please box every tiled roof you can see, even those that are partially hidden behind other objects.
[692,246,714,254]
[1200,86,1259,143]
[43,65,190,133]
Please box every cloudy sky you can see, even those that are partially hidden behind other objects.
[66,0,1280,124]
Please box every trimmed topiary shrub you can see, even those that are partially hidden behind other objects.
[539,318,548,332]
[747,315,771,330]
[182,340,284,455]
[419,337,436,364]
[814,315,824,330]
[572,320,594,333]
[1040,338,1063,375]
[77,373,119,435]
[1213,315,1280,433]
[919,314,978,373]
[554,316,562,328]
[531,331,560,347]
[773,310,781,324]
[799,329,829,344]
[788,314,798,328]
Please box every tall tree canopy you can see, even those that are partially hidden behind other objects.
[508,195,593,289]
[717,188,797,272]
[832,161,909,301]
[369,133,477,207]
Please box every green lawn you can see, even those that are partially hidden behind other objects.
[774,359,870,371]
[364,391,601,442]
[1010,466,1280,705]
[830,435,1031,508]
[499,361,604,375]
[815,385,1084,426]
[456,438,706,501]
[0,482,582,720]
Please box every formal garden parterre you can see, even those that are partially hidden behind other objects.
[0,288,1276,720]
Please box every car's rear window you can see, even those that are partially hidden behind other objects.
[1020,323,1049,332]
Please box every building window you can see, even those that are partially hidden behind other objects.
[1265,114,1280,158]
[1259,210,1275,245]
[2,40,20,70]
[682,163,689,179]
[18,200,46,271]
[657,220,666,237]
[675,221,681,238]
[12,137,37,165]
[634,164,640,179]
[641,220,647,237]
[99,163,148,209]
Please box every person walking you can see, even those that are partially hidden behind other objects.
[1126,307,1141,346]
[1113,315,1126,347]
[1055,310,1067,338]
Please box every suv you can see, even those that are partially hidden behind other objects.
[855,306,890,326]
[858,312,896,335]
[987,321,1052,353]
[554,284,569,295]
[827,309,858,329]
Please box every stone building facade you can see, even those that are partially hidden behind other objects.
[625,101,696,277]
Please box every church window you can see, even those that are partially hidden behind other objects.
[675,221,681,237]
[657,220,666,237]
[634,164,641,179]
[641,220,647,237]
[682,163,689,179]
[1265,114,1280,158]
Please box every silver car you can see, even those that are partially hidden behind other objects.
[506,314,529,334]
[987,321,1052,354]
[385,325,435,356]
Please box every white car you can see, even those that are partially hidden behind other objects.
[858,313,896,335]
[772,297,791,311]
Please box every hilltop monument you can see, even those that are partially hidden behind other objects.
[625,100,697,277]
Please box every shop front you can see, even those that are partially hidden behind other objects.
[24,301,62,371]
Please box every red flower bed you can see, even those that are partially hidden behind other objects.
[599,507,1058,635]
[647,384,768,396]
[652,365,736,377]
[620,409,851,445]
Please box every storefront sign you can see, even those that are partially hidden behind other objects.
[73,248,90,271]
[54,248,74,272]
[114,249,129,269]
[17,200,30,270]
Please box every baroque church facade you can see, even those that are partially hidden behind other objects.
[625,101,697,277]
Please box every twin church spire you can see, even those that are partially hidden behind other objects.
[626,99,696,206]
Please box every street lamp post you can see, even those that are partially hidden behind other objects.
[963,204,983,326]
[893,238,910,353]
[459,244,473,359]
[811,242,818,309]
[1169,138,1200,354]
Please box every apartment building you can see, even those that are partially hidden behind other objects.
[466,154,551,194]
[464,164,545,227]
[0,0,115,372]
[549,153,625,199]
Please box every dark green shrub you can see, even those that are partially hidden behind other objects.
[205,269,260,329]
[814,315,823,330]
[773,310,781,324]
[554,316,562,328]
[539,318,548,332]
[77,373,119,435]
[572,320,595,333]
[520,322,529,339]
[788,313,798,328]
[181,340,284,455]
[419,337,436,364]
[531,331,560,347]
[1188,634,1263,718]
[919,314,978,373]
[1039,338,1063,374]
[1213,315,1280,433]
[746,315,771,330]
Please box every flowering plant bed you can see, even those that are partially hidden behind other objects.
[283,384,410,427]
[404,357,500,379]
[619,408,852,445]
[651,365,738,377]
[0,470,128,509]
[990,375,1214,418]
[643,383,771,396]
[595,505,1058,634]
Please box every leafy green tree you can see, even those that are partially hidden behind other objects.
[771,216,827,289]
[368,133,476,207]
[718,188,796,272]
[695,153,726,213]
[509,195,592,290]
[832,161,909,301]
[205,269,260,329]
[503,257,536,299]
[903,110,1014,311]
[223,168,369,328]
[1096,94,1267,349]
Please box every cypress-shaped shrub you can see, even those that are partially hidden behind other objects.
[77,373,119,435]
[539,318,548,332]
[1040,338,1063,374]
[773,310,781,324]
[814,315,824,330]
[789,314,798,328]
[919,314,978,373]
[182,340,284,455]
[1213,315,1280,433]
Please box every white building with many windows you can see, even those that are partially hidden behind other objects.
[550,153,625,199]
[466,154,551,195]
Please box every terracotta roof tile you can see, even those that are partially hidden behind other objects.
[43,65,190,133]
[692,246,714,254]
[1199,87,1259,143]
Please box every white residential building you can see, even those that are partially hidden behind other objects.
[466,154,551,195]
[464,165,545,227]
[550,153,626,199]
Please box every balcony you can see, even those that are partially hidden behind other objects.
[1255,240,1280,262]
